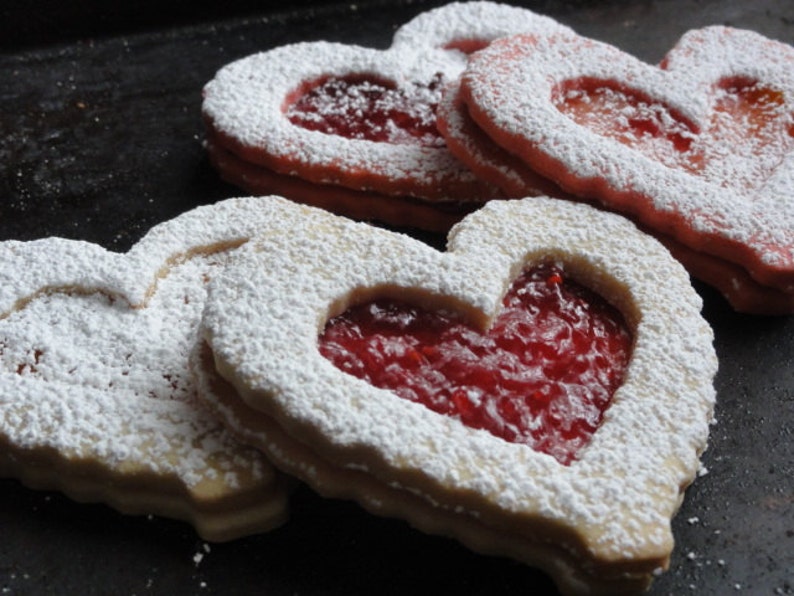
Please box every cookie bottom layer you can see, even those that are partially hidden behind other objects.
[205,138,482,233]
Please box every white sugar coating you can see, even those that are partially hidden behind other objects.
[202,195,716,572]
[392,1,572,56]
[461,26,794,290]
[202,3,574,202]
[0,197,310,538]
[202,41,482,199]
[1,257,248,479]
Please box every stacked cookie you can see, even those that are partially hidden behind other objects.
[0,198,295,542]
[203,2,794,315]
[194,195,716,595]
[201,2,571,231]
[445,25,794,314]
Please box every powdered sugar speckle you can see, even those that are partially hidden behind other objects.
[0,197,297,541]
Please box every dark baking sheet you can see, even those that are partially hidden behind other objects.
[1,1,793,594]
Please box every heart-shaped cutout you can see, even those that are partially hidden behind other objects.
[0,197,296,541]
[460,26,794,295]
[553,79,699,168]
[554,76,794,186]
[200,195,716,593]
[319,262,632,465]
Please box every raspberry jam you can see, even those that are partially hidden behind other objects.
[286,75,445,147]
[555,77,794,186]
[319,264,632,465]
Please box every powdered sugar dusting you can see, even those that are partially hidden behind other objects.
[461,26,794,291]
[201,196,716,584]
[202,2,574,203]
[3,263,238,477]
[286,75,446,148]
[0,197,302,540]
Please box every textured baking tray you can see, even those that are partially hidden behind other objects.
[1,1,792,594]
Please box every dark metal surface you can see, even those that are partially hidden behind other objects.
[1,1,793,594]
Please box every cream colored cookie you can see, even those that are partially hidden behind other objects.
[199,195,717,593]
[0,197,307,541]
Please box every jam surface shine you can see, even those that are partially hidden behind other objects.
[319,264,632,465]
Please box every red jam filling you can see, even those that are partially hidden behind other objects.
[554,77,794,186]
[319,264,632,465]
[554,78,700,172]
[713,78,794,139]
[286,74,445,147]
[704,78,794,188]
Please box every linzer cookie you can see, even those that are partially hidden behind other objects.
[437,78,794,313]
[198,195,717,594]
[202,42,490,200]
[0,197,297,542]
[201,1,571,230]
[458,26,794,313]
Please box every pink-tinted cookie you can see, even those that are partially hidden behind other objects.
[0,197,295,541]
[205,135,478,233]
[460,26,794,305]
[201,2,572,230]
[438,78,794,313]
[202,40,494,202]
[199,195,716,594]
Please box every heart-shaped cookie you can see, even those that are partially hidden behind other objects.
[202,40,488,201]
[201,2,572,230]
[199,195,716,594]
[459,26,794,301]
[0,197,299,541]
[438,76,794,314]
